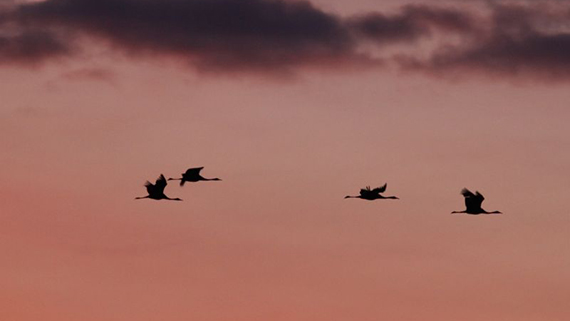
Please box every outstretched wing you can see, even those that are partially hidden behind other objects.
[462,188,484,212]
[154,174,167,193]
[184,167,204,176]
[372,183,387,194]
[475,191,485,202]
[461,188,475,198]
[144,181,153,194]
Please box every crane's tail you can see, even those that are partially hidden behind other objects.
[180,180,186,187]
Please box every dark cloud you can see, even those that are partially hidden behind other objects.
[0,0,474,73]
[0,28,69,65]
[1,0,570,81]
[398,4,570,80]
[348,5,476,44]
[404,32,570,80]
[13,0,366,73]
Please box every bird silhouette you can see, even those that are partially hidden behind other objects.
[168,167,221,186]
[451,188,501,214]
[135,174,182,201]
[344,184,399,200]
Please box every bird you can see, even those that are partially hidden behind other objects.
[135,174,182,201]
[451,188,501,214]
[344,183,399,200]
[168,167,221,186]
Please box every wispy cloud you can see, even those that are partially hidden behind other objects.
[61,67,115,82]
[0,29,69,65]
[398,3,570,81]
[348,5,476,45]
[1,0,570,80]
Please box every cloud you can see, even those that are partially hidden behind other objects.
[0,0,473,74]
[348,5,476,45]
[1,0,570,81]
[397,4,570,81]
[12,0,367,73]
[0,29,69,65]
[61,68,115,82]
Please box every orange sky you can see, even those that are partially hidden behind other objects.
[1,1,569,320]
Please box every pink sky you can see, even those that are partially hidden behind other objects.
[1,0,569,320]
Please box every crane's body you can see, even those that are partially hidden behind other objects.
[136,174,182,201]
[345,184,399,201]
[169,167,221,186]
[452,188,501,214]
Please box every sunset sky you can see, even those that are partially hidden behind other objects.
[1,0,569,320]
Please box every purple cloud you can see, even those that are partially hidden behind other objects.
[0,0,569,81]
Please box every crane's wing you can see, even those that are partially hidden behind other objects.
[461,188,475,198]
[184,167,204,176]
[475,191,485,202]
[372,183,387,194]
[360,186,372,196]
[144,180,154,194]
[154,174,167,193]
[462,188,484,212]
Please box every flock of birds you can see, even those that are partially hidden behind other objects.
[136,167,503,215]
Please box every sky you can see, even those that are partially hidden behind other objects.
[1,0,569,320]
